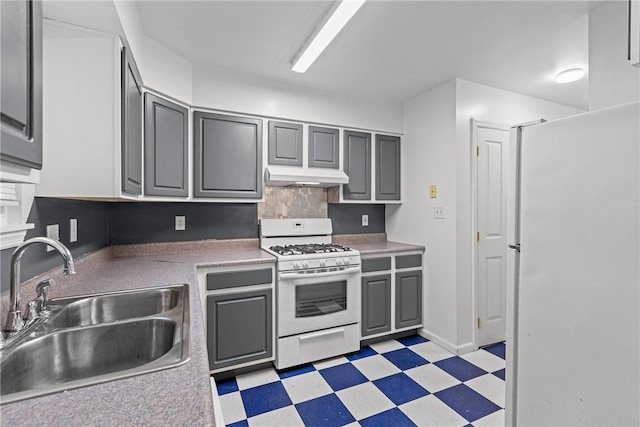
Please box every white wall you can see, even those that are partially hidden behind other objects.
[588,0,640,111]
[192,64,404,134]
[388,78,581,352]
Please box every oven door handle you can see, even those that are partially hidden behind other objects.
[299,328,345,342]
[279,266,361,280]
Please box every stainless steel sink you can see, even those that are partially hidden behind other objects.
[0,284,190,404]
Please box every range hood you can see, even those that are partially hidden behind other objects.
[264,166,349,187]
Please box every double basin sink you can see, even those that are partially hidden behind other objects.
[0,284,190,404]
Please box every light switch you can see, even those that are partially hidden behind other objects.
[429,185,437,198]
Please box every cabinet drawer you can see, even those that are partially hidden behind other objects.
[362,257,391,273]
[276,323,359,370]
[395,254,422,269]
[207,268,273,290]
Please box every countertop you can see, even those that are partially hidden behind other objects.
[333,233,425,255]
[0,239,275,427]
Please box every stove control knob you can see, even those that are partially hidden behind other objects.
[293,262,301,269]
[302,261,310,269]
[343,258,350,265]
[319,260,327,267]
[336,258,343,266]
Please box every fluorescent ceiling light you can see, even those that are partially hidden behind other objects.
[290,0,366,73]
[555,68,585,83]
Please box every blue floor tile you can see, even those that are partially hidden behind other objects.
[373,372,429,405]
[216,377,239,395]
[383,348,429,370]
[397,334,429,347]
[434,356,487,382]
[346,345,378,361]
[483,342,506,359]
[360,407,417,427]
[319,363,368,392]
[240,381,292,418]
[277,364,316,379]
[435,384,501,422]
[492,368,506,381]
[296,393,356,427]
[227,420,249,427]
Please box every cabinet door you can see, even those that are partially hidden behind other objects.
[121,46,143,195]
[144,93,188,197]
[268,121,302,166]
[309,126,339,169]
[343,130,371,200]
[375,134,401,200]
[395,270,423,329]
[0,0,42,169]
[207,289,272,370]
[362,274,391,337]
[194,112,263,199]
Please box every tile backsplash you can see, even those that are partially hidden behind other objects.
[258,187,328,219]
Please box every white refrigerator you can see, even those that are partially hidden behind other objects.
[505,102,639,426]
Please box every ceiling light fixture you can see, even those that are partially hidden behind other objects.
[555,68,585,83]
[290,0,366,73]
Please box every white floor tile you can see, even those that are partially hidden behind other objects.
[247,405,305,427]
[336,382,395,420]
[219,391,247,425]
[400,394,469,427]
[236,368,281,390]
[473,408,505,427]
[352,354,401,381]
[313,355,350,370]
[460,349,505,373]
[282,371,333,404]
[408,341,456,363]
[368,339,404,354]
[465,374,506,408]
[405,363,461,393]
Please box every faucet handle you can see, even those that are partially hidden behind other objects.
[36,278,54,312]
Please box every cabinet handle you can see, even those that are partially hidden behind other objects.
[298,328,345,342]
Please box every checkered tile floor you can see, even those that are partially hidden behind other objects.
[213,335,506,427]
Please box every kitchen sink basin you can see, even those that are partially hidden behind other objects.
[0,284,190,404]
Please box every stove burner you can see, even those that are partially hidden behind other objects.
[269,243,352,256]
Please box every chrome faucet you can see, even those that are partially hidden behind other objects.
[3,237,76,336]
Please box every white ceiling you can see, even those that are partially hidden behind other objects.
[135,1,603,110]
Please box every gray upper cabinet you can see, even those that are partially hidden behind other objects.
[1,0,42,169]
[309,126,339,169]
[343,130,371,200]
[375,134,401,200]
[144,93,188,197]
[268,121,302,166]
[121,46,143,196]
[194,112,263,199]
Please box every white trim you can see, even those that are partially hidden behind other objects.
[418,328,458,354]
[470,119,511,352]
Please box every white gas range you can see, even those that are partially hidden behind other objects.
[260,218,362,370]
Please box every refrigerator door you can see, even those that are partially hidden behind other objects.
[510,102,639,425]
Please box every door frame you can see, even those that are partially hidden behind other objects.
[470,119,511,351]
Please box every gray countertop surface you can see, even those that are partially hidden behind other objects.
[0,243,275,427]
[333,234,425,255]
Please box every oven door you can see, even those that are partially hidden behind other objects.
[278,266,361,337]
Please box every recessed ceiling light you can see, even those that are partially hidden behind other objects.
[290,0,366,73]
[555,68,585,83]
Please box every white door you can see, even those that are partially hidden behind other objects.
[476,125,509,347]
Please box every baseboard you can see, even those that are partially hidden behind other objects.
[457,341,475,355]
[417,328,458,354]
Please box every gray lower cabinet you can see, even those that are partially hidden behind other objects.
[395,270,423,329]
[375,134,401,200]
[144,93,188,197]
[268,121,302,166]
[309,126,339,169]
[206,289,273,370]
[121,46,143,195]
[194,112,263,199]
[0,0,42,169]
[343,130,371,200]
[362,274,391,337]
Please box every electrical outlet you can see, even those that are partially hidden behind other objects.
[434,207,445,219]
[46,224,59,251]
[70,218,78,243]
[362,214,369,226]
[175,215,186,231]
